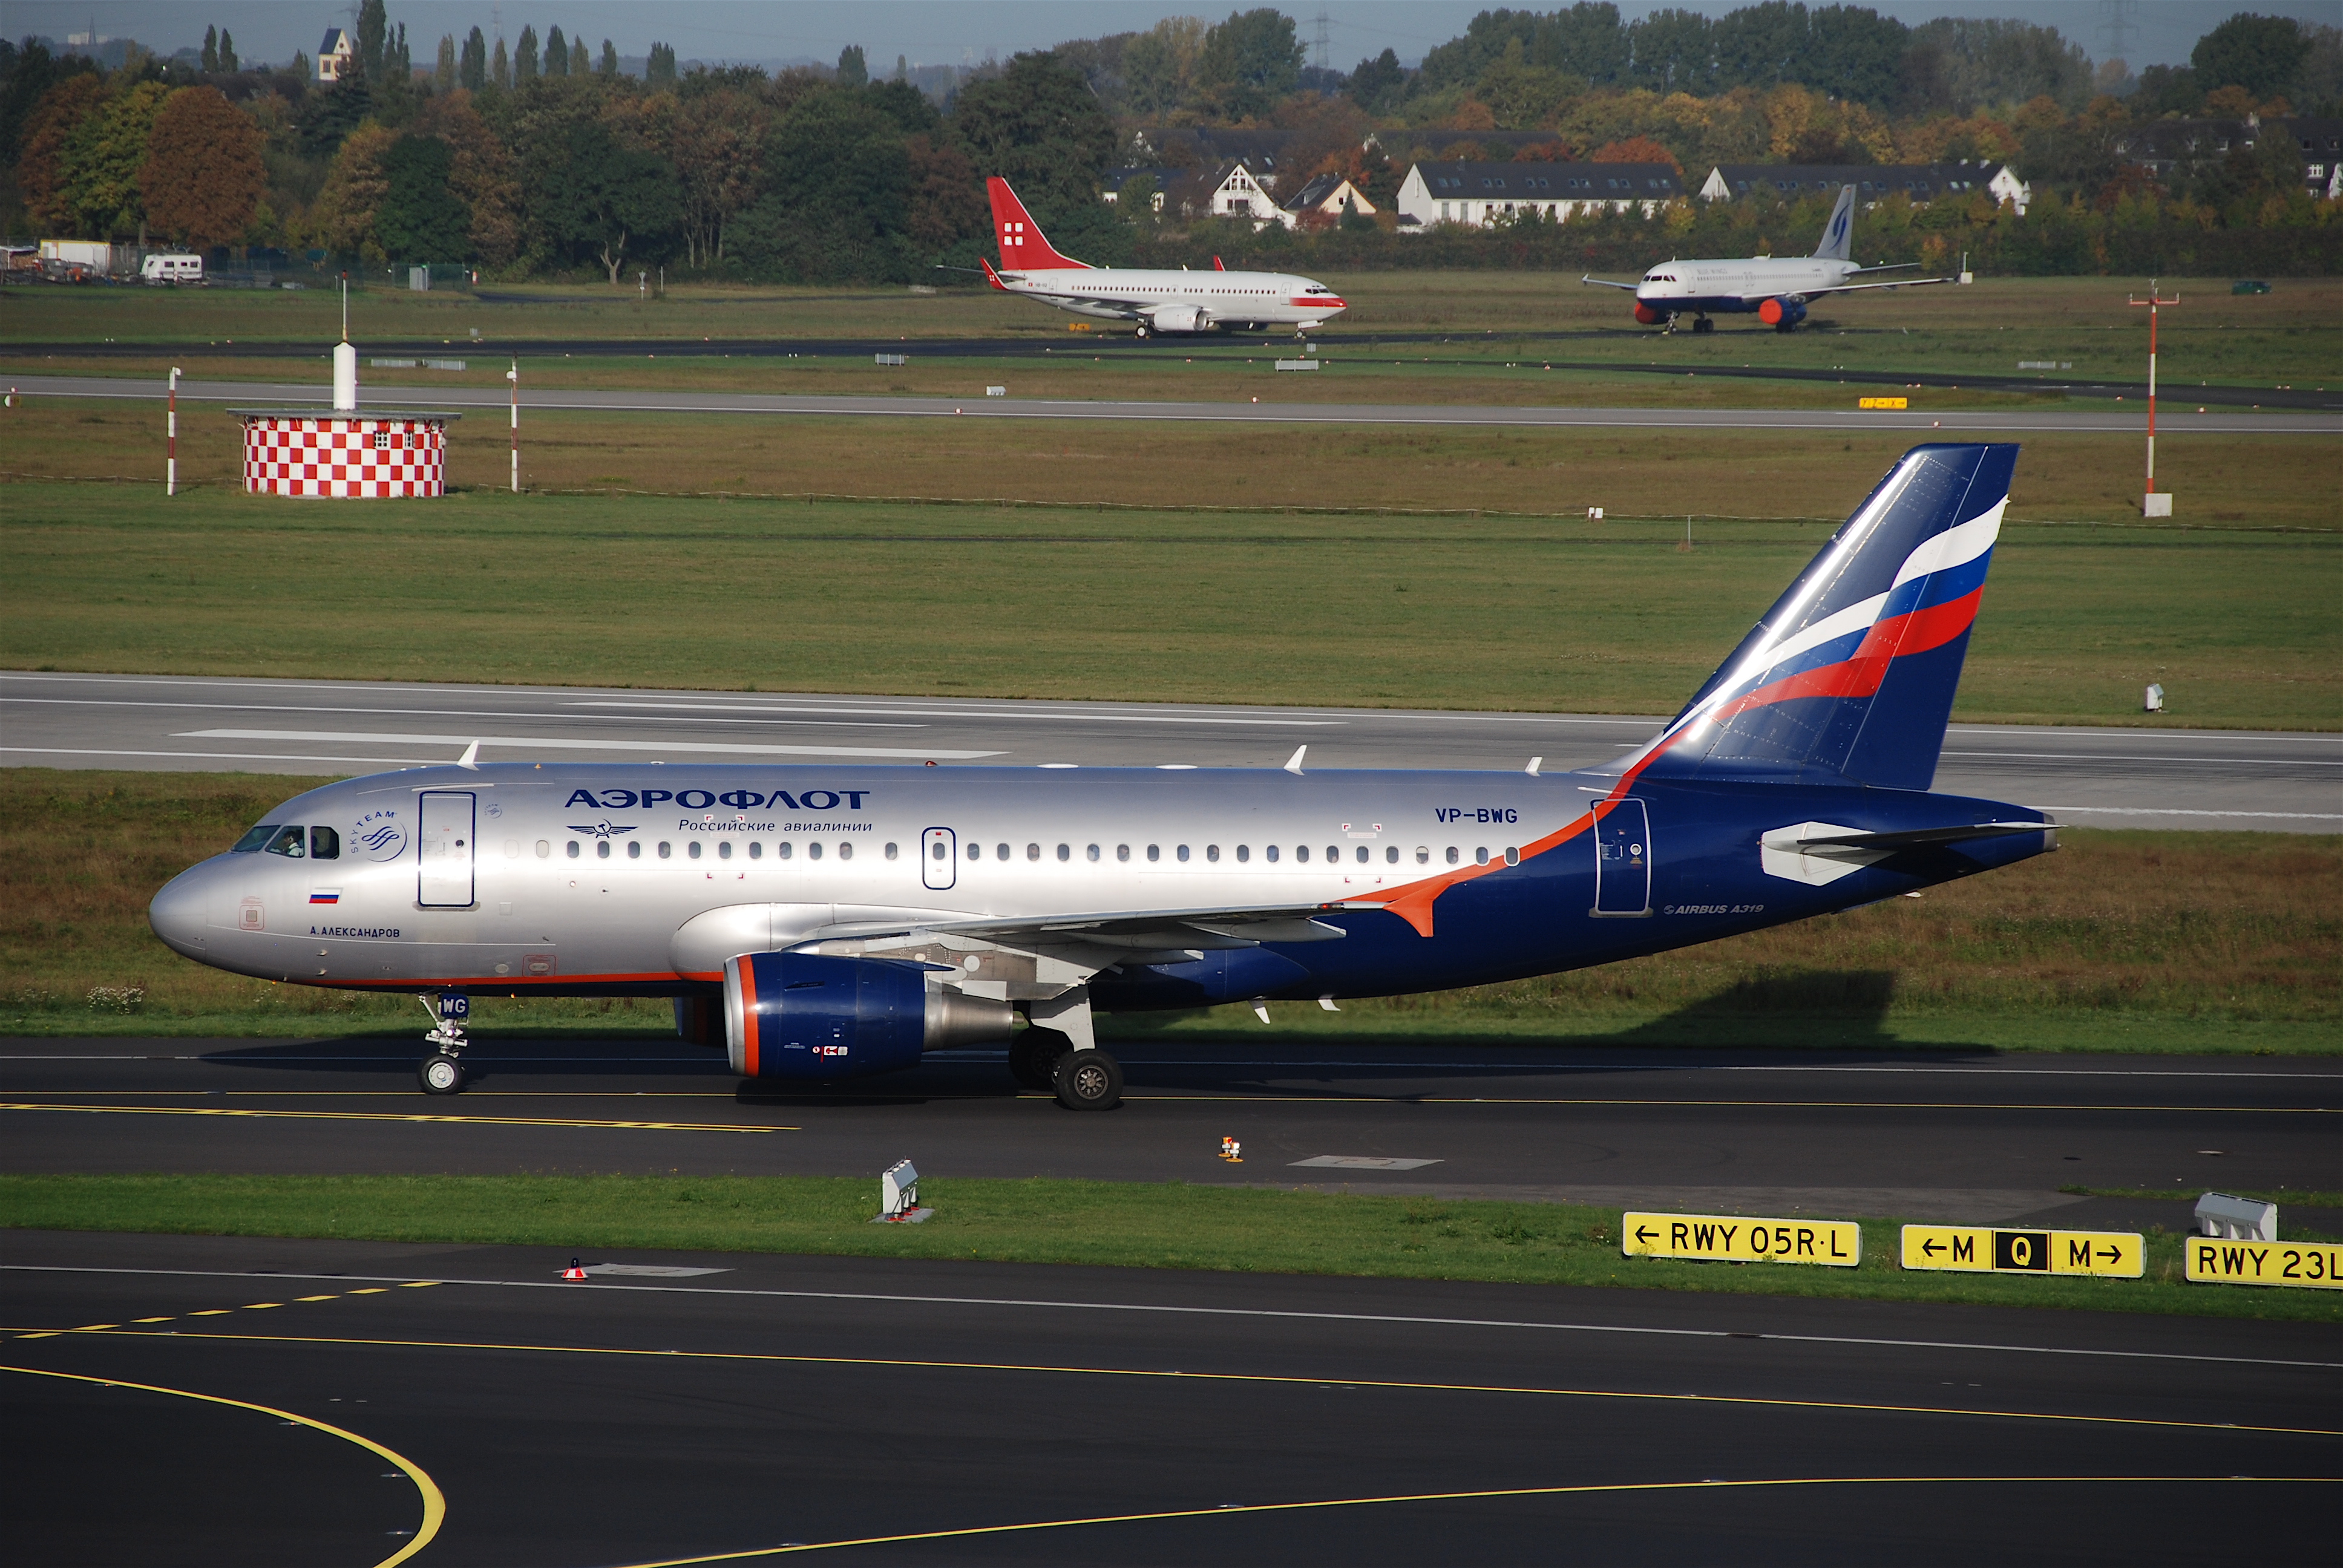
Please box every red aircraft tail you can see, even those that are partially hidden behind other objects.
[986,178,1090,271]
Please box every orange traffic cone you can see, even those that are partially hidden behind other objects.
[1221,1136,1243,1163]
[561,1256,589,1281]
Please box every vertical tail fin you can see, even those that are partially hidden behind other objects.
[1624,443,2017,792]
[1813,184,1856,261]
[986,177,1090,272]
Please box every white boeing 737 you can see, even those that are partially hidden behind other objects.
[1582,184,1948,333]
[982,177,1346,338]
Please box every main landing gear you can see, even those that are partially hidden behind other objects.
[417,993,470,1096]
[1691,316,1715,334]
[1010,988,1124,1110]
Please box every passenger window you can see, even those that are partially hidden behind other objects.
[1446,846,1460,864]
[1236,845,1250,863]
[687,841,701,860]
[1326,845,1339,863]
[1087,844,1101,861]
[1416,846,1430,864]
[1147,844,1161,862]
[658,841,671,859]
[566,841,581,860]
[1505,846,1521,866]
[748,841,761,860]
[1027,843,1041,861]
[932,840,948,861]
[264,826,306,858]
[839,843,853,861]
[968,841,981,861]
[1476,847,1490,866]
[309,826,340,860]
[1355,846,1369,864]
[1116,844,1130,862]
[778,841,793,860]
[629,840,642,859]
[1386,846,1399,864]
[719,841,733,861]
[808,842,823,861]
[1058,844,1071,861]
[997,843,1011,861]
[1177,845,1190,863]
[504,840,520,859]
[1265,844,1279,863]
[232,825,277,853]
[597,841,611,860]
[536,840,551,858]
[885,843,898,860]
[1207,845,1220,863]
[1296,844,1309,863]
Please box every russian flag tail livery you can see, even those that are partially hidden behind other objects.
[1813,183,1856,262]
[1629,443,2017,793]
[986,177,1089,272]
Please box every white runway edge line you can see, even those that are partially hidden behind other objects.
[2,747,444,767]
[174,729,1003,761]
[7,1265,2338,1372]
[2042,806,2343,821]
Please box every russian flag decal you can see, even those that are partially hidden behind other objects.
[309,890,341,904]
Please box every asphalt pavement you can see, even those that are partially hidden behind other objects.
[8,371,2337,434]
[7,670,2336,832]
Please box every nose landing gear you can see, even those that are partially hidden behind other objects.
[418,993,470,1095]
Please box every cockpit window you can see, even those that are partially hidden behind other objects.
[263,825,307,858]
[232,825,277,853]
[309,826,340,860]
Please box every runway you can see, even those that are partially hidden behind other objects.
[8,371,2338,435]
[8,1037,2339,1237]
[6,670,2338,832]
[4,1231,2335,1564]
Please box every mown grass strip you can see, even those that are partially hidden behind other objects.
[4,1174,2336,1324]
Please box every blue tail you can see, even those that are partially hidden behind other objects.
[1626,443,2017,792]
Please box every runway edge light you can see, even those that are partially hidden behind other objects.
[1621,1212,1861,1267]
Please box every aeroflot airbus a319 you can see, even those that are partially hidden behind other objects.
[152,443,2051,1108]
[981,177,1346,338]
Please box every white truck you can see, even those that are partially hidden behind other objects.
[140,253,205,284]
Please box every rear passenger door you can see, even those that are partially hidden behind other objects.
[418,791,476,907]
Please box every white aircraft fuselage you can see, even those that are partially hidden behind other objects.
[992,264,1348,336]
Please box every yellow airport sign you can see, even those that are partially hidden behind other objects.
[1622,1212,1861,1267]
[1859,396,1909,410]
[2184,1236,2343,1290]
[1900,1225,2142,1278]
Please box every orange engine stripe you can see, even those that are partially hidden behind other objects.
[736,959,760,1077]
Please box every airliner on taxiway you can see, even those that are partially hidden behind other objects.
[151,444,2053,1111]
[981,177,1346,338]
[1584,183,1951,333]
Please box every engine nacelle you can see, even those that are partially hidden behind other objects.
[1633,301,1668,325]
[1758,297,1807,327]
[723,952,1013,1080]
[1147,303,1212,334]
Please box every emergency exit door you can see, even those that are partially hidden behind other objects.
[921,827,956,891]
[1591,798,1651,916]
[418,791,476,907]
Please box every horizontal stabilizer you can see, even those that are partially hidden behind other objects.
[1768,822,2053,852]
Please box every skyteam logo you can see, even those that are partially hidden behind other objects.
[355,808,405,862]
[568,820,638,840]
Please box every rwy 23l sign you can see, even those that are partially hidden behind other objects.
[1900,1226,2142,1278]
[1622,1212,1861,1267]
[2184,1236,2343,1290]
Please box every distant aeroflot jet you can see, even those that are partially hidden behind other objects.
[980,176,1346,338]
[1582,183,1950,333]
[152,444,2050,1109]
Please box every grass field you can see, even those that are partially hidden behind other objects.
[2,1174,2335,1323]
[6,273,2336,379]
[4,770,2332,1045]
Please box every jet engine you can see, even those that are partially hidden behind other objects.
[723,951,1012,1080]
[1145,303,1213,335]
[1758,298,1807,329]
[1633,302,1668,325]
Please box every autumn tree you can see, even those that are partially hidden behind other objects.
[139,86,267,247]
[16,73,110,231]
[1587,134,1680,171]
[53,79,172,240]
[310,120,397,256]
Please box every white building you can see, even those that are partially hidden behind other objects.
[1699,161,2030,216]
[317,28,355,83]
[1395,162,1685,229]
[1280,173,1377,227]
[1201,163,1286,229]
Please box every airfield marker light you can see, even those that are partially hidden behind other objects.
[561,1257,588,1281]
[166,367,180,495]
[2129,281,2179,517]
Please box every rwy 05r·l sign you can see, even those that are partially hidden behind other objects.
[1622,1212,1862,1267]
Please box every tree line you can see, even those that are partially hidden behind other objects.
[0,4,2335,279]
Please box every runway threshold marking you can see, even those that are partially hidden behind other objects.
[15,1265,2341,1370]
[608,1475,2343,1563]
[74,1326,2343,1440]
[0,1102,792,1132]
[11,1281,438,1338]
[0,1364,445,1568]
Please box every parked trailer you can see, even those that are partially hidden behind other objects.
[141,253,205,284]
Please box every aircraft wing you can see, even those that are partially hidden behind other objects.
[1796,275,1956,298]
[810,903,1351,952]
[1580,275,1639,290]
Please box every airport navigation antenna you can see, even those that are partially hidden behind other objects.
[506,358,519,492]
[2128,279,2178,516]
[166,367,180,495]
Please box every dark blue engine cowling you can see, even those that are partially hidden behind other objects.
[723,950,1014,1080]
[724,952,931,1080]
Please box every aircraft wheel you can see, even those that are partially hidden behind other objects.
[1134,324,1150,339]
[1774,321,1797,334]
[1692,318,1714,334]
[419,1053,465,1096]
[1054,1049,1124,1111]
[1008,1029,1072,1091]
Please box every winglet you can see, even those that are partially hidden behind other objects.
[1283,745,1306,776]
[1525,756,1542,776]
[457,740,480,771]
[1214,255,1227,272]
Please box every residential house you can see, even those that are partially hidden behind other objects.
[316,27,355,83]
[1700,162,2030,215]
[1280,173,1378,227]
[1395,162,1685,229]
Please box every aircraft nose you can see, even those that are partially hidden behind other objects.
[149,866,211,959]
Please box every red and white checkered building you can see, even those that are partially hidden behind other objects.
[233,412,459,498]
